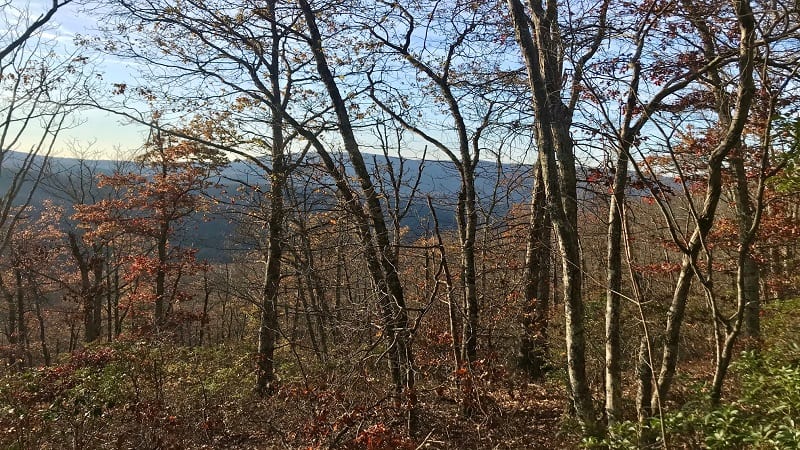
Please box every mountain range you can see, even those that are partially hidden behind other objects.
[0,150,535,261]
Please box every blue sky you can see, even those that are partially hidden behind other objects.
[13,0,149,159]
[10,0,536,164]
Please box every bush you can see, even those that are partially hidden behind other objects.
[584,346,800,449]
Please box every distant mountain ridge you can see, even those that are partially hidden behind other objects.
[1,150,535,261]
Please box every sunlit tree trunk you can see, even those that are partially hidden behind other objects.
[507,0,605,434]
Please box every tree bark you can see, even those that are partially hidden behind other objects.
[154,221,169,330]
[741,256,760,338]
[605,149,628,425]
[636,336,656,448]
[298,0,416,432]
[733,132,760,342]
[68,232,103,342]
[1,274,19,367]
[256,0,286,395]
[518,162,551,379]
[507,0,598,433]
[14,265,30,367]
[29,279,51,366]
[459,177,479,364]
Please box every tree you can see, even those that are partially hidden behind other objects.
[364,0,517,380]
[99,0,321,394]
[506,0,609,434]
[1,0,89,363]
[42,152,114,343]
[575,0,753,425]
[101,0,417,421]
[0,201,66,367]
[294,0,417,428]
[517,162,551,379]
[645,0,755,412]
[1,0,87,257]
[74,134,221,331]
[697,3,800,400]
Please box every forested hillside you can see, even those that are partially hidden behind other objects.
[2,0,800,448]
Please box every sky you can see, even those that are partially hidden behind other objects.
[8,0,536,164]
[10,0,149,160]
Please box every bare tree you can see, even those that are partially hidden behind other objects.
[364,0,513,372]
[1,0,88,359]
[506,0,609,434]
[647,0,756,412]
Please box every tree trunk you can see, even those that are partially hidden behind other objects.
[636,336,656,448]
[154,222,169,330]
[256,0,286,395]
[199,271,211,346]
[14,266,30,368]
[296,217,329,359]
[507,0,597,433]
[106,249,114,343]
[428,196,463,373]
[605,149,629,425]
[91,253,104,341]
[459,177,479,365]
[518,162,551,379]
[32,287,50,366]
[298,0,415,431]
[256,244,281,394]
[653,254,694,410]
[1,274,19,367]
[710,244,755,404]
[68,232,102,342]
[741,256,760,338]
[733,135,760,341]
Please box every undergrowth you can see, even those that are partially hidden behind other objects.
[586,298,800,449]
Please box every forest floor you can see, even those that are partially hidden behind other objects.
[224,380,575,449]
[2,298,799,448]
[399,381,572,449]
[0,338,579,449]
